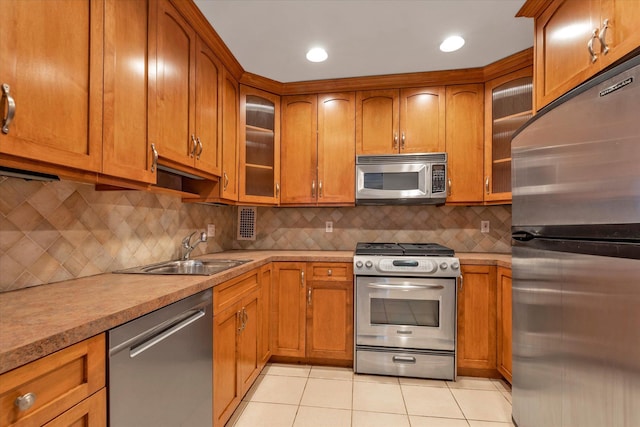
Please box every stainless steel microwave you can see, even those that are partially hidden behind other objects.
[355,153,447,205]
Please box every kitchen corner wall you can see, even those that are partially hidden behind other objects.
[0,177,511,293]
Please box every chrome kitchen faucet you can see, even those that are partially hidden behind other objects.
[182,231,207,260]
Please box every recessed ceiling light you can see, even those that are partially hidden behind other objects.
[306,47,328,62]
[440,36,465,53]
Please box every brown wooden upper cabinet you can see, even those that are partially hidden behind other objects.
[484,67,533,204]
[239,86,281,204]
[356,87,445,155]
[219,68,240,202]
[519,0,640,110]
[280,93,355,205]
[156,0,221,179]
[445,84,484,205]
[0,0,104,175]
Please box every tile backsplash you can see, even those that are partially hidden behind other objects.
[0,177,511,292]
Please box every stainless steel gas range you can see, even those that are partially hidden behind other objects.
[353,242,460,380]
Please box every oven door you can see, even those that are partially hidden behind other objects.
[356,276,456,351]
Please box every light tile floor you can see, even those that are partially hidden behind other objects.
[225,364,515,427]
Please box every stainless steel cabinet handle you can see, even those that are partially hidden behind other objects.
[318,180,323,198]
[130,309,206,358]
[599,19,609,55]
[223,172,229,190]
[369,283,444,290]
[1,83,16,134]
[301,270,305,287]
[242,307,248,330]
[447,178,452,196]
[14,392,36,411]
[275,183,280,197]
[401,132,406,149]
[308,287,312,305]
[485,176,490,194]
[393,133,398,149]
[588,28,599,63]
[392,356,416,364]
[459,275,464,292]
[237,311,243,334]
[196,137,203,159]
[312,180,316,197]
[151,143,158,173]
[190,135,197,158]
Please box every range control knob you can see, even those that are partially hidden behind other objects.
[365,261,373,269]
[440,262,449,270]
[451,261,460,270]
[355,260,363,268]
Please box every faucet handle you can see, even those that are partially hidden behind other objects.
[182,231,196,247]
[199,232,207,243]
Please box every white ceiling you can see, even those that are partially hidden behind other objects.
[194,0,534,83]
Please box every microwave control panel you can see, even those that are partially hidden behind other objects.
[432,164,446,193]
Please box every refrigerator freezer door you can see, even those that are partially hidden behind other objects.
[512,55,640,229]
[512,246,640,427]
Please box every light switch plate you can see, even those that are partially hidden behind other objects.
[481,220,490,233]
[207,224,216,237]
[325,221,333,233]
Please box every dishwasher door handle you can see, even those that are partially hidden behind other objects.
[129,309,206,358]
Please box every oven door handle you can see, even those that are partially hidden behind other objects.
[368,283,444,290]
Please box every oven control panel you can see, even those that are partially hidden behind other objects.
[354,256,460,277]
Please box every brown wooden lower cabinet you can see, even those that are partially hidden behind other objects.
[457,264,499,378]
[0,334,106,427]
[213,268,263,427]
[496,266,513,383]
[271,262,354,364]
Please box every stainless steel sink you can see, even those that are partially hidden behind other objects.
[114,259,251,276]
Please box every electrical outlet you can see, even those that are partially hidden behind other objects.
[207,224,216,237]
[481,220,490,233]
[325,221,333,233]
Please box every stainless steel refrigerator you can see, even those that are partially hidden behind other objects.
[511,52,640,427]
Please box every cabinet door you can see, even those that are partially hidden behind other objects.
[306,263,354,361]
[400,87,446,153]
[193,37,222,176]
[239,86,281,204]
[356,89,399,154]
[484,68,533,204]
[496,267,513,383]
[599,0,640,70]
[445,84,484,204]
[457,265,498,376]
[156,0,196,168]
[0,0,103,172]
[238,292,260,395]
[317,93,356,205]
[534,0,600,109]
[43,388,106,427]
[258,264,272,368]
[271,263,306,357]
[280,95,318,204]
[102,0,156,184]
[220,68,239,201]
[213,302,241,427]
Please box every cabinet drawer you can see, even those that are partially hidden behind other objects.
[0,334,105,427]
[308,263,353,281]
[43,388,106,427]
[214,269,259,313]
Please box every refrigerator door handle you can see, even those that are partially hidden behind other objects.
[512,231,536,242]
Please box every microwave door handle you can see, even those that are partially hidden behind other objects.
[368,283,444,290]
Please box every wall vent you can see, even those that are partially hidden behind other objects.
[237,207,257,241]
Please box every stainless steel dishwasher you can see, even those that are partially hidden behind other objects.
[108,289,213,427]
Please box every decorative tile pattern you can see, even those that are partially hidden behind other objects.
[0,176,511,292]
[232,205,511,253]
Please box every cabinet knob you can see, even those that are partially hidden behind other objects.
[401,132,406,149]
[318,180,323,198]
[312,180,316,197]
[393,133,398,149]
[301,270,305,287]
[14,392,36,412]
[327,269,332,276]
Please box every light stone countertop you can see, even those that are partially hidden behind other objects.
[0,250,510,374]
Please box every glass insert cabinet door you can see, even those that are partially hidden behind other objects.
[239,86,280,204]
[484,67,533,203]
